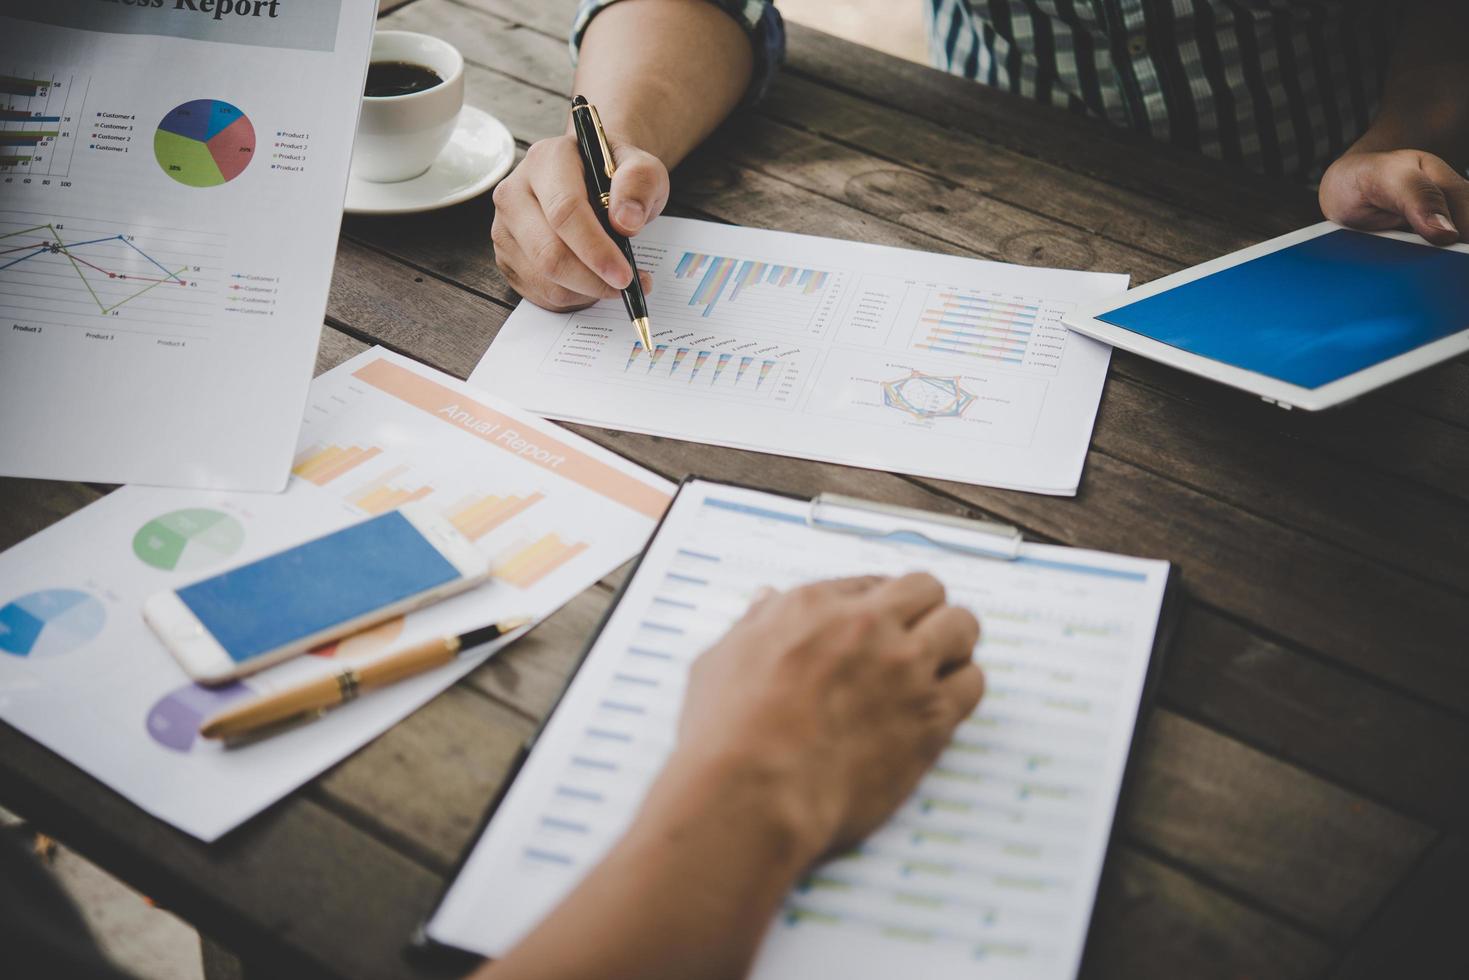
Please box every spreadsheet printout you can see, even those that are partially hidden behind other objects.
[428,480,1171,979]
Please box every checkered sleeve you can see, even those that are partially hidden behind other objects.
[571,0,785,104]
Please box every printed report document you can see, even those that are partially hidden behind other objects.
[427,480,1173,979]
[472,218,1127,495]
[0,348,671,840]
[0,1,374,489]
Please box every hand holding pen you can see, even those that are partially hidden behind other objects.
[489,99,665,316]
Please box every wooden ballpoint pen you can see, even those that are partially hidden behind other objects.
[199,618,534,741]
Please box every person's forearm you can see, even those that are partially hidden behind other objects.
[573,0,754,167]
[1346,0,1469,168]
[479,750,819,980]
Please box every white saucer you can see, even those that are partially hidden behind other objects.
[345,105,515,215]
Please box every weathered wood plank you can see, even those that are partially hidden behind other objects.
[0,480,106,551]
[1164,607,1469,831]
[1083,850,1331,980]
[460,580,616,722]
[759,73,1256,272]
[312,685,533,874]
[1111,353,1469,505]
[0,725,448,980]
[1123,713,1434,938]
[1332,836,1469,980]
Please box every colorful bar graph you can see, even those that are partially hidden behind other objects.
[495,533,589,588]
[292,443,383,486]
[670,347,690,375]
[345,464,433,514]
[0,76,48,98]
[736,355,753,384]
[916,292,1037,365]
[673,251,831,316]
[646,344,669,372]
[0,131,58,147]
[446,491,544,540]
[0,110,59,123]
[711,352,732,384]
[688,350,711,382]
[757,359,776,388]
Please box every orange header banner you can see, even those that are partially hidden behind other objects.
[352,358,670,520]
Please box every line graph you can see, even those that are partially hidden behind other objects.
[0,210,224,337]
[1,223,190,315]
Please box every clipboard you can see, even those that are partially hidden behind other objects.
[410,476,1181,975]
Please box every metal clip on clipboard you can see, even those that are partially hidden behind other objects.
[804,493,1023,561]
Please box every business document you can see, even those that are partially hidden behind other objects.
[0,2,374,489]
[472,218,1127,496]
[0,348,670,840]
[427,480,1171,979]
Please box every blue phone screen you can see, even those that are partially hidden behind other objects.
[1096,229,1469,389]
[176,511,462,662]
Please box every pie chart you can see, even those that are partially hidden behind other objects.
[132,508,245,572]
[154,98,255,187]
[0,589,106,658]
[146,681,253,752]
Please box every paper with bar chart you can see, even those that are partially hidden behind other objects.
[0,348,671,840]
[0,3,375,489]
[428,481,1171,979]
[473,217,1128,494]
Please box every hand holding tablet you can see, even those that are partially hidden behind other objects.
[1065,223,1469,410]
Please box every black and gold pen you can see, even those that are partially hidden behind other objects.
[571,95,653,351]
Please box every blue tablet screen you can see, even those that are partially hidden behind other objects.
[1096,229,1469,389]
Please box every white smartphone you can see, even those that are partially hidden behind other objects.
[143,503,490,685]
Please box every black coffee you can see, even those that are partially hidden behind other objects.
[365,61,443,97]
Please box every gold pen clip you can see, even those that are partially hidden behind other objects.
[587,103,616,180]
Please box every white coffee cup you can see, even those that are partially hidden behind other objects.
[351,31,465,183]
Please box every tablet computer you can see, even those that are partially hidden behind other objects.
[1065,222,1469,410]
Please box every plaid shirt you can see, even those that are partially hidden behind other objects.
[573,0,1404,183]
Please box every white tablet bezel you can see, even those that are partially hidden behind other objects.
[1064,221,1469,411]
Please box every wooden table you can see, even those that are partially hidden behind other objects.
[3,1,1466,977]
